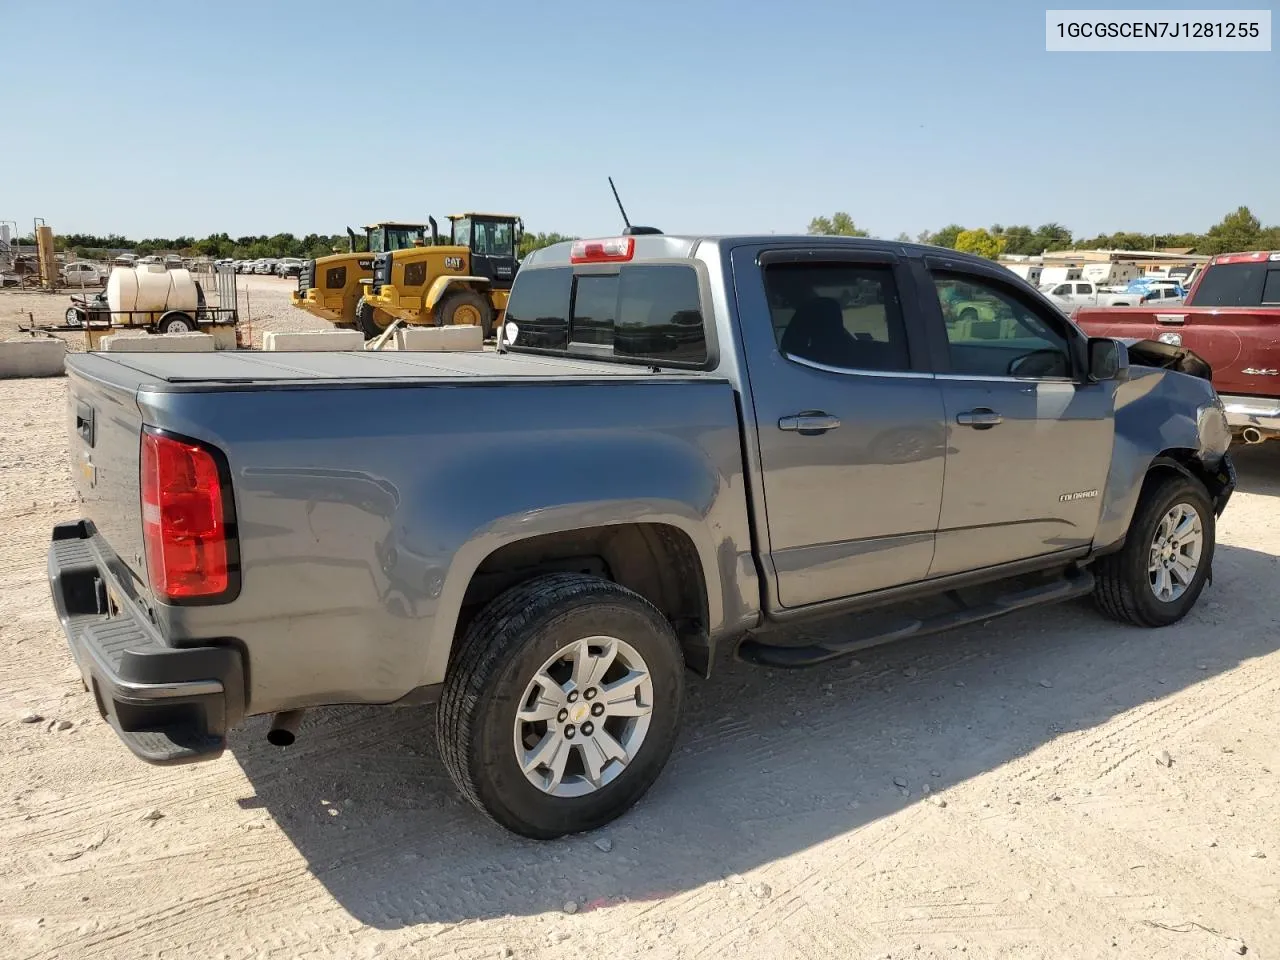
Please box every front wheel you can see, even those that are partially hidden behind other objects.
[438,574,684,839]
[353,297,381,339]
[1094,473,1215,627]
[436,289,493,339]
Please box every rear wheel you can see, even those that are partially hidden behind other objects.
[1094,473,1215,627]
[436,289,493,339]
[438,573,684,839]
[353,297,381,339]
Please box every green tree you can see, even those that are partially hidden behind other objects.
[807,212,869,237]
[1201,206,1263,255]
[518,231,576,258]
[1033,222,1073,251]
[925,224,964,248]
[894,231,911,242]
[954,228,1006,260]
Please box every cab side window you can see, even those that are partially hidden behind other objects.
[932,272,1073,379]
[763,262,911,373]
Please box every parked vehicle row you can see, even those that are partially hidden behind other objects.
[228,257,303,277]
[1043,278,1187,314]
[49,232,1235,839]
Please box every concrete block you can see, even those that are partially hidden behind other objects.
[391,325,484,352]
[99,332,215,353]
[263,330,364,352]
[210,326,239,351]
[0,338,67,378]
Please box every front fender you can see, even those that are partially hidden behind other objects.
[1093,367,1226,551]
[423,275,488,315]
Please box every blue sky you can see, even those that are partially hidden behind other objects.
[3,0,1276,241]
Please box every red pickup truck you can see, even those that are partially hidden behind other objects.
[1075,251,1280,444]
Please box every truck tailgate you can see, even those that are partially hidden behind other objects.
[1075,306,1280,396]
[66,357,148,584]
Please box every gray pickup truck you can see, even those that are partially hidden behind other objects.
[50,234,1235,839]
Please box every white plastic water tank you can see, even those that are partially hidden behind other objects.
[106,267,140,314]
[105,265,200,318]
[134,264,173,313]
[165,269,199,313]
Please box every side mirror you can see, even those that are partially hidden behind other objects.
[1088,337,1129,382]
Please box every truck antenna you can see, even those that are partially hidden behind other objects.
[607,177,662,236]
[608,176,632,230]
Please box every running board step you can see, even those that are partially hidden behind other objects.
[737,571,1095,669]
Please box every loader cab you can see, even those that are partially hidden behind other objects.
[365,222,429,254]
[449,213,521,290]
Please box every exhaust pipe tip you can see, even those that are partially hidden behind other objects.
[266,709,305,747]
[1241,427,1265,445]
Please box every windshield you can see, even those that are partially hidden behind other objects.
[367,226,423,254]
[385,227,423,251]
[450,218,471,247]
[473,219,515,258]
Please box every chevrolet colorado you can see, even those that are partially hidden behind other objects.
[50,234,1234,838]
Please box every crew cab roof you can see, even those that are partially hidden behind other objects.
[520,234,1001,269]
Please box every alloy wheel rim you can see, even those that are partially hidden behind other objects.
[1148,502,1203,603]
[513,636,654,798]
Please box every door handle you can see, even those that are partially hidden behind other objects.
[956,408,1003,429]
[778,413,841,434]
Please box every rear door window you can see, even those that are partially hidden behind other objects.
[763,262,911,373]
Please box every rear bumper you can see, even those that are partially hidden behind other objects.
[47,520,244,765]
[1222,394,1280,436]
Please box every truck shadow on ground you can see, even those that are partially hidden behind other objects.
[229,454,1280,928]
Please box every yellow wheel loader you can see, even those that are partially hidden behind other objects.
[362,213,522,340]
[290,222,430,335]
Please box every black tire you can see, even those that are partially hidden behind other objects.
[157,312,194,334]
[353,297,381,339]
[1094,472,1215,627]
[436,289,493,339]
[438,573,684,839]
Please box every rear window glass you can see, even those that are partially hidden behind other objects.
[504,267,570,350]
[571,275,617,349]
[1193,263,1266,307]
[507,265,708,365]
[1262,269,1280,305]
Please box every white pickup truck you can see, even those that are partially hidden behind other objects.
[1043,280,1139,314]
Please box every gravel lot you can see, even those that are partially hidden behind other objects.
[1,283,1278,959]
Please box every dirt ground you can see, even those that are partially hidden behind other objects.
[1,285,1278,959]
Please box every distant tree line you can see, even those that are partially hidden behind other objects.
[22,208,1277,264]
[18,228,581,263]
[808,207,1280,259]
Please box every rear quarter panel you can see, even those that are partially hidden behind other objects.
[137,379,756,715]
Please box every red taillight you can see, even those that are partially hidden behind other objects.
[141,430,230,601]
[569,237,635,264]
